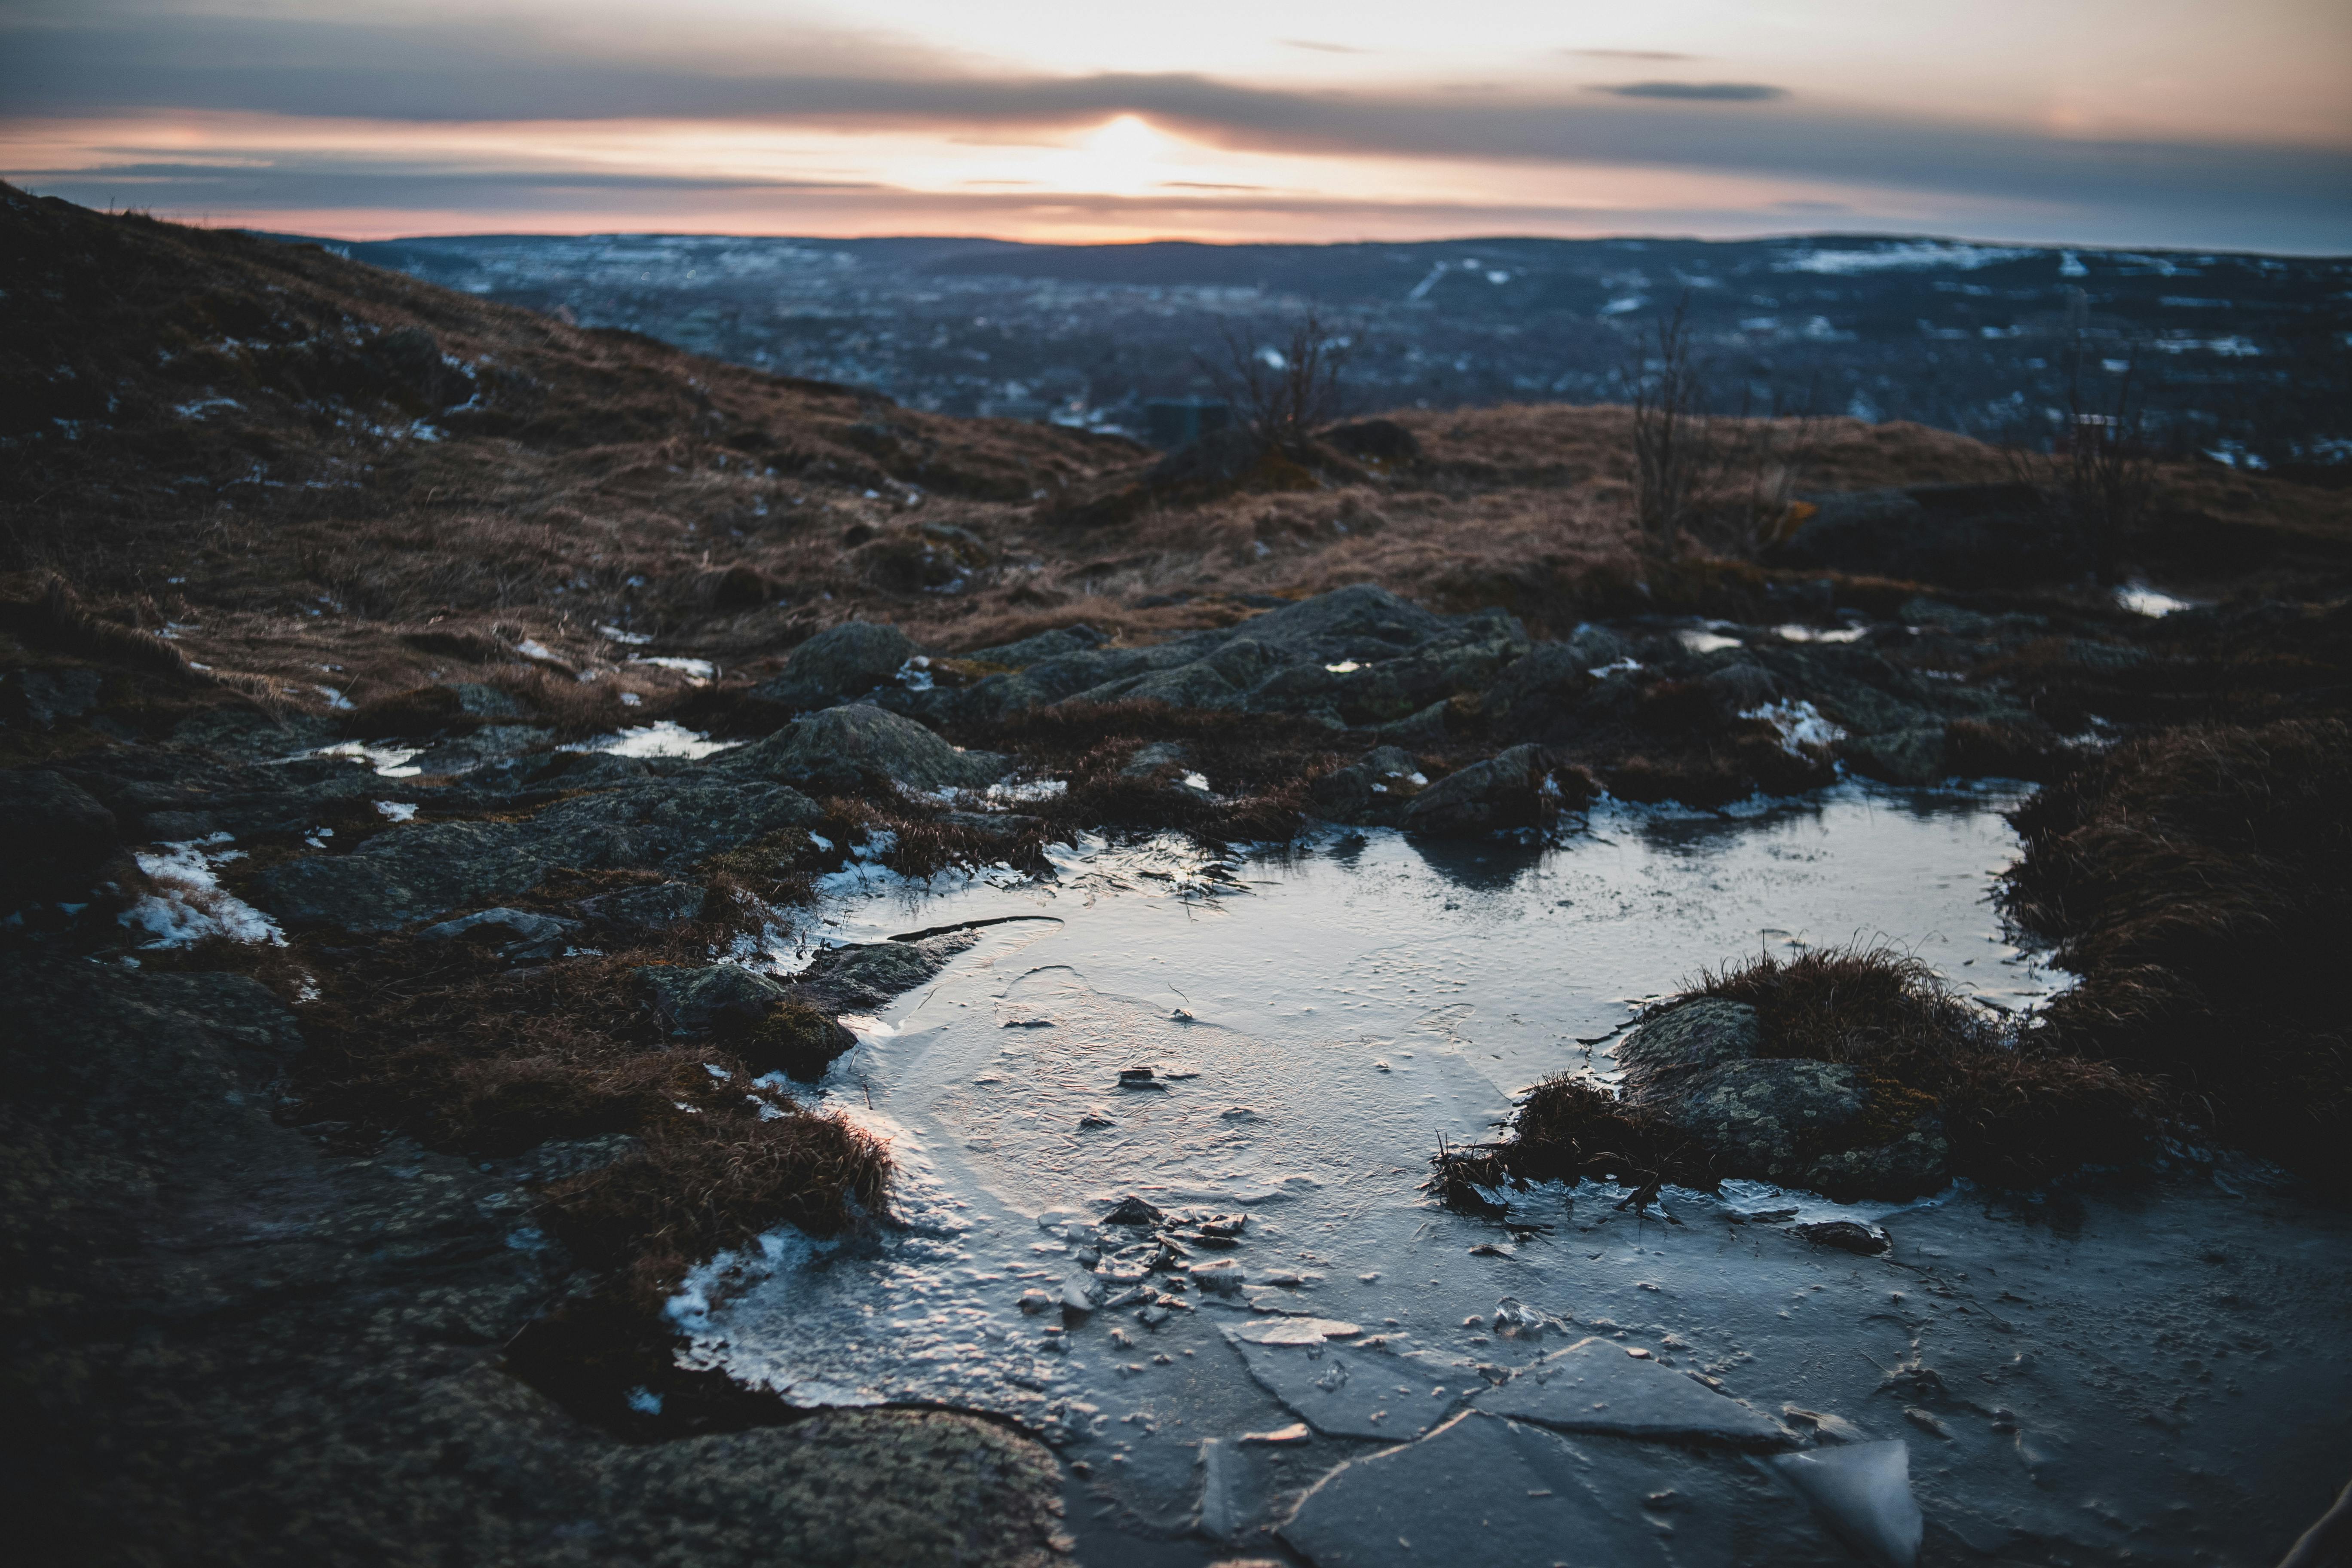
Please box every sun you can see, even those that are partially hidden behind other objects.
[1070,114,1167,193]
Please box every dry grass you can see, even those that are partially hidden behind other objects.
[15,186,2346,722]
[2004,720,2352,1177]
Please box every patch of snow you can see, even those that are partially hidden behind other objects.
[565,721,736,760]
[515,638,561,662]
[374,800,418,822]
[2115,584,2193,618]
[599,624,653,645]
[305,740,425,778]
[1779,242,2035,275]
[988,778,1069,804]
[314,684,355,711]
[1324,660,1363,674]
[631,655,716,681]
[1676,629,1743,654]
[1742,699,1847,755]
[1775,623,1868,644]
[122,840,285,949]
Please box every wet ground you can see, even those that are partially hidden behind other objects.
[665,784,2352,1565]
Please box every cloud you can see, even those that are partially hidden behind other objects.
[3,9,2347,245]
[1561,49,1697,61]
[1596,81,1788,102]
[1282,40,1369,55]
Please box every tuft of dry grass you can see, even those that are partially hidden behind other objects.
[1432,943,2165,1213]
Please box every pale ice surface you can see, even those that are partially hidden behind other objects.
[1774,1441,1925,1568]
[1778,242,2037,275]
[677,784,2352,1563]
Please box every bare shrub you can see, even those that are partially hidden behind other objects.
[1210,310,1351,453]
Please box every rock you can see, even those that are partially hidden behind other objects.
[1617,997,1948,1199]
[1795,1220,1891,1256]
[941,586,1524,727]
[735,999,860,1083]
[577,881,708,930]
[1663,1058,1949,1198]
[248,778,822,932]
[721,703,1007,795]
[1400,744,1576,837]
[1469,1337,1788,1448]
[638,964,790,1035]
[1308,745,1426,827]
[1840,725,1948,786]
[1280,1409,1830,1568]
[450,682,529,718]
[1615,998,1763,1100]
[10,666,103,726]
[416,905,579,960]
[752,621,918,712]
[790,931,978,1011]
[959,625,1105,668]
[0,768,121,904]
[1767,482,2086,587]
[1118,740,1191,779]
[1101,1196,1166,1228]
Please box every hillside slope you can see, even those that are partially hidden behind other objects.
[4,182,2349,720]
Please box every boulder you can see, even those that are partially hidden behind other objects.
[1616,998,1762,1099]
[959,625,1105,669]
[416,906,579,960]
[1308,745,1427,827]
[577,881,708,930]
[248,778,822,932]
[791,930,980,1011]
[1401,745,1580,838]
[1767,482,2088,588]
[722,703,1008,796]
[753,622,917,712]
[640,964,790,1035]
[1616,996,1948,1199]
[1839,726,1948,786]
[0,768,122,905]
[1320,418,1421,464]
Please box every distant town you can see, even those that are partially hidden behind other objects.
[310,231,2352,479]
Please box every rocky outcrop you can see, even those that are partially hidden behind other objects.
[1401,744,1587,838]
[0,768,122,905]
[248,778,822,932]
[1308,744,1427,828]
[751,620,918,712]
[719,703,1008,796]
[0,956,1069,1568]
[894,585,1527,729]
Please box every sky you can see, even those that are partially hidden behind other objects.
[3,0,2349,252]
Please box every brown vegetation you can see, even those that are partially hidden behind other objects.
[1432,944,2164,1212]
[2005,719,2352,1179]
[11,186,2349,726]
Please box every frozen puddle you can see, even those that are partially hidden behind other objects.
[678,784,2352,1564]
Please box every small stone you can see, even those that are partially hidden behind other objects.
[1624,1346,1652,1359]
[1018,1289,1053,1314]
[1077,1109,1117,1130]
[1258,1271,1303,1288]
[1116,1066,1161,1089]
[1220,1106,1257,1121]
[1100,1196,1165,1227]
[1794,1220,1889,1255]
